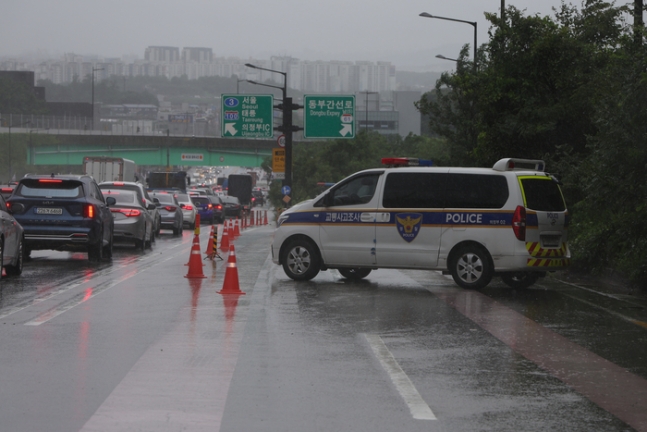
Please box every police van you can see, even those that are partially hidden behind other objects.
[271,158,570,289]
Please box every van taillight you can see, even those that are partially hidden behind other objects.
[84,204,95,218]
[512,205,526,241]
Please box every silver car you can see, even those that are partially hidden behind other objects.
[175,193,197,230]
[99,181,161,238]
[102,189,154,251]
[151,192,184,236]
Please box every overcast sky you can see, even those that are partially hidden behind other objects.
[2,0,572,72]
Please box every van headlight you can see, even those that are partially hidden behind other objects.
[277,213,289,227]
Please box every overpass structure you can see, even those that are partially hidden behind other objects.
[27,133,276,168]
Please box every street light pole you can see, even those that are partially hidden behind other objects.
[244,63,296,198]
[91,67,104,131]
[419,12,477,73]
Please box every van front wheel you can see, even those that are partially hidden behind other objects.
[282,239,321,281]
[450,245,493,289]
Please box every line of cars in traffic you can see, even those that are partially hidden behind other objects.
[0,174,255,279]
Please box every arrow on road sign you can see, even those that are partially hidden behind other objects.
[340,124,353,137]
[225,123,238,136]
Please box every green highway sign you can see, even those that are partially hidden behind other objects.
[221,94,274,138]
[303,95,355,139]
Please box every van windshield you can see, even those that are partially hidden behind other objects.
[519,177,566,211]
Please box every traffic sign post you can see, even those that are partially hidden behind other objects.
[303,95,355,139]
[221,94,274,138]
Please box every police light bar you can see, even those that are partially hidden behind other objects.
[492,158,545,172]
[381,157,434,167]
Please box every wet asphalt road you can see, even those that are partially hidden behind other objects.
[0,220,646,431]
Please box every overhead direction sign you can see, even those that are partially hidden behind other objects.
[221,94,274,138]
[303,95,355,139]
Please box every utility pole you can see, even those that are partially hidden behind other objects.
[635,0,644,46]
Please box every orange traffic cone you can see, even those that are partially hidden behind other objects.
[243,213,247,230]
[263,210,268,225]
[218,245,245,295]
[185,234,206,278]
[228,219,235,241]
[234,217,241,238]
[204,225,215,255]
[1,267,6,277]
[186,232,200,265]
[250,210,255,226]
[220,221,230,253]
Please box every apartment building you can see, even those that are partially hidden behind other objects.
[2,47,396,94]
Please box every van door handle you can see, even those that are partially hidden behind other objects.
[361,213,376,222]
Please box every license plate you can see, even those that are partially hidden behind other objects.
[36,207,63,215]
[541,235,561,248]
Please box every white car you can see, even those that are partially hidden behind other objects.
[175,193,197,229]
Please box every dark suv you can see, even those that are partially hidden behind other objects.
[7,174,115,261]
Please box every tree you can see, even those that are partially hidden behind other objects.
[416,1,626,167]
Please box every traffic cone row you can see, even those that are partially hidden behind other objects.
[183,214,244,294]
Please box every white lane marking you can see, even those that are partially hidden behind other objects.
[0,236,195,321]
[363,333,437,421]
[79,252,275,432]
[24,248,189,326]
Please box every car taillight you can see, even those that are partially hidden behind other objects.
[215,204,222,210]
[110,208,141,217]
[512,205,526,241]
[84,204,95,218]
[182,204,193,210]
[207,204,213,209]
[164,205,177,212]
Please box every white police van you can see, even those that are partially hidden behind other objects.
[271,158,570,289]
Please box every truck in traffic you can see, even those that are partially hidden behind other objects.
[83,156,137,183]
[227,174,253,214]
[147,171,190,192]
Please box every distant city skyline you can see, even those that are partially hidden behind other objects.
[0,0,570,73]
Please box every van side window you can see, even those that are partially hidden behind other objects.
[327,174,380,206]
[383,173,508,209]
[383,173,445,208]
[443,174,508,208]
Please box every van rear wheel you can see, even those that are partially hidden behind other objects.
[501,272,540,289]
[282,239,320,281]
[338,268,371,280]
[450,245,493,289]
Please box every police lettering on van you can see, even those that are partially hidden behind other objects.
[271,158,570,290]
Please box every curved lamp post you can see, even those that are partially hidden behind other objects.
[420,12,477,73]
[436,54,459,62]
